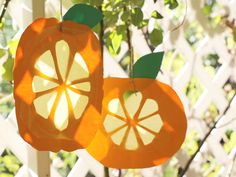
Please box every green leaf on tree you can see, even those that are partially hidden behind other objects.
[131,8,143,27]
[151,10,163,19]
[138,19,149,28]
[63,4,103,28]
[0,49,6,59]
[110,32,122,54]
[202,5,213,16]
[131,0,144,7]
[164,0,179,9]
[121,11,129,22]
[149,28,163,46]
[132,52,164,79]
[1,57,14,81]
[105,31,123,56]
[9,40,19,57]
[0,22,4,29]
[104,11,119,26]
[233,27,236,42]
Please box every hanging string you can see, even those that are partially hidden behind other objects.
[126,0,137,92]
[59,0,63,31]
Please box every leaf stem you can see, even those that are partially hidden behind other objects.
[99,2,108,177]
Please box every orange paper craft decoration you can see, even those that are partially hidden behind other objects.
[87,77,187,168]
[14,18,102,151]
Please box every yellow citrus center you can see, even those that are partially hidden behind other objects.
[32,40,91,131]
[104,92,163,150]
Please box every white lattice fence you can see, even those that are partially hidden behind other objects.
[0,0,236,177]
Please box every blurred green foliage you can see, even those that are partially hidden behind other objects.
[151,10,163,19]
[223,130,236,154]
[164,0,178,10]
[233,28,236,42]
[163,158,179,177]
[202,103,219,126]
[1,57,13,81]
[202,0,222,28]
[162,51,185,76]
[184,76,204,106]
[72,0,168,56]
[51,151,78,177]
[0,14,16,116]
[202,53,221,78]
[183,130,201,156]
[185,21,205,49]
[0,149,22,177]
[149,28,163,46]
[201,156,221,177]
[123,169,142,177]
[0,81,14,116]
[0,14,18,83]
[224,82,236,102]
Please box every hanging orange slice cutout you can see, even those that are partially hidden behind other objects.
[87,78,187,168]
[13,18,102,151]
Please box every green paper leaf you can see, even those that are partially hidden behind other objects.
[132,52,164,79]
[63,4,103,28]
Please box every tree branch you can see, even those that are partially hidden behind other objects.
[118,169,122,177]
[99,4,104,56]
[104,167,109,177]
[0,0,11,23]
[124,3,134,78]
[142,29,155,52]
[179,95,236,177]
[229,153,236,177]
[98,3,109,177]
